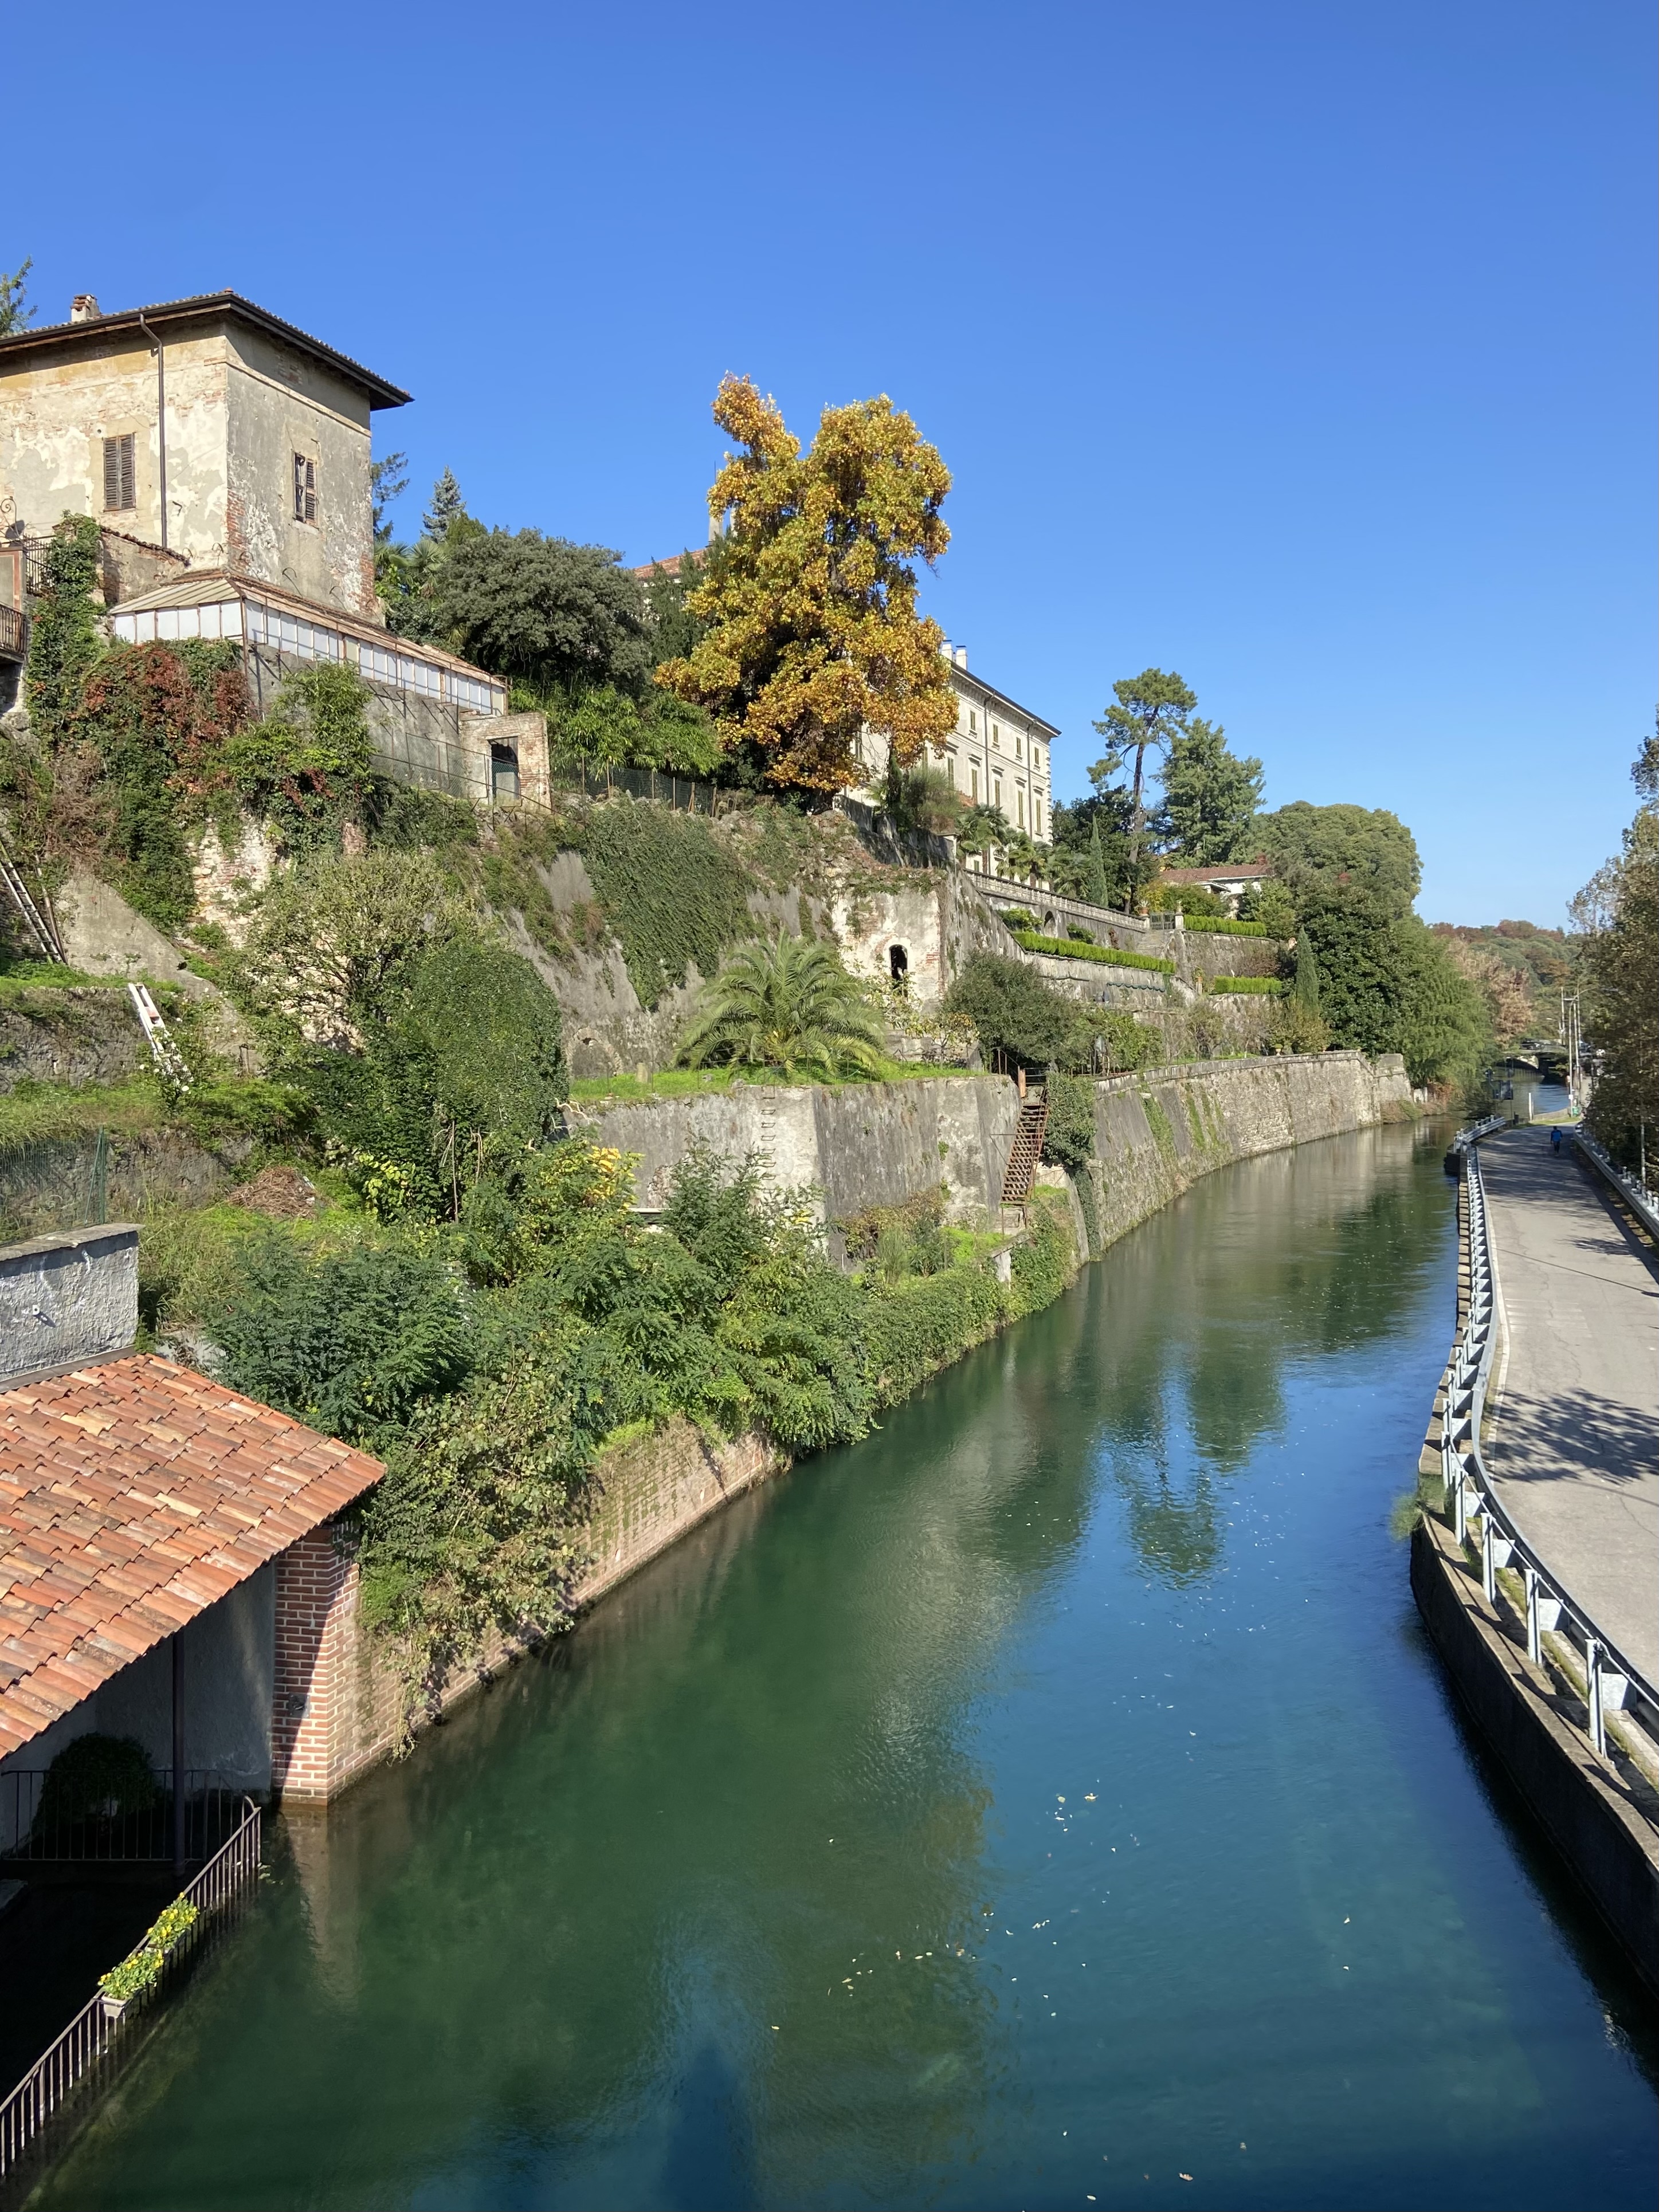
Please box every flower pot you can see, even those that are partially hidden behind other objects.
[100,1993,129,2022]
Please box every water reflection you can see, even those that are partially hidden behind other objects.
[39,1122,1658,2212]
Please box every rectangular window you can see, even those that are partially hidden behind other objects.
[970,763,981,803]
[1034,797,1044,836]
[490,743,520,800]
[969,710,978,734]
[1017,788,1026,830]
[993,775,1003,810]
[292,453,317,525]
[103,434,136,512]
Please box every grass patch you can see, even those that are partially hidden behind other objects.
[0,1077,165,1159]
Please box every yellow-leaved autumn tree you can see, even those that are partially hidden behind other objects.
[656,376,957,794]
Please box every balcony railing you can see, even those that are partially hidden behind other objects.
[0,603,23,659]
[0,1796,261,2181]
[0,1769,244,1865]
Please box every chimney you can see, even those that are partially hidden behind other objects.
[69,295,101,323]
[954,646,968,670]
[940,637,952,661]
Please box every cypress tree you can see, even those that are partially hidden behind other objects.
[1293,933,1322,1008]
[1085,816,1110,907]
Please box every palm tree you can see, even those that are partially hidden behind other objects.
[679,935,887,1081]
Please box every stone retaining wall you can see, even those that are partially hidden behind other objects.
[1080,1051,1414,1254]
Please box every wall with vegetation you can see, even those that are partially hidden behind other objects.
[567,1072,1022,1261]
[1081,1050,1413,1254]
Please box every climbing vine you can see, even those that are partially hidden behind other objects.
[23,516,103,747]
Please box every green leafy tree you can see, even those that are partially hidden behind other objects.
[432,530,653,702]
[1159,717,1264,863]
[1254,800,1420,916]
[1090,669,1197,880]
[1574,738,1658,1166]
[0,257,33,337]
[679,934,885,1080]
[1392,915,1493,1091]
[234,847,476,1050]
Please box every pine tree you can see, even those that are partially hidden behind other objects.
[423,469,465,540]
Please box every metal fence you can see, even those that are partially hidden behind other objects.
[551,762,723,815]
[0,1797,261,2181]
[1438,1133,1659,1763]
[0,1770,243,1865]
[1572,1127,1659,1241]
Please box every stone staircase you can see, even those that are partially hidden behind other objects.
[1000,1083,1049,1204]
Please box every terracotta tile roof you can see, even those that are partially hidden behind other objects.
[1158,860,1270,885]
[0,1354,383,1762]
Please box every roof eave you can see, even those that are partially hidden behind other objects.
[0,291,411,409]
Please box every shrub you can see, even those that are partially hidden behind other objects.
[34,1734,158,1834]
[1041,1070,1097,1171]
[680,934,884,1080]
[1182,916,1268,938]
[1056,1005,1161,1075]
[944,954,1074,1071]
[1266,998,1332,1054]
[1207,975,1286,995]
[209,1237,472,1445]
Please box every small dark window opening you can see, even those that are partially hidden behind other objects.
[292,453,317,525]
[490,742,520,801]
[103,434,136,512]
[888,943,908,982]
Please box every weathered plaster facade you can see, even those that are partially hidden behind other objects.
[0,293,406,624]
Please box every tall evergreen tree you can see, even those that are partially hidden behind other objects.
[1160,717,1265,863]
[423,469,466,539]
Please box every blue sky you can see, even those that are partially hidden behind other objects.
[9,1,1653,923]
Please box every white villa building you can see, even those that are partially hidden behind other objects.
[856,642,1058,840]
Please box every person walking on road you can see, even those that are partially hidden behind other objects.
[1551,1127,1563,1153]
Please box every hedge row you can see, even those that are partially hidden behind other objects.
[1206,974,1288,995]
[1182,916,1269,938]
[1011,930,1175,976]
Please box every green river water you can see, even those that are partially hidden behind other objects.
[38,1123,1658,2210]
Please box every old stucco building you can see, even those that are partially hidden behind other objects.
[0,290,543,804]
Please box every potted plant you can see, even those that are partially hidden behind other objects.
[97,1898,200,2020]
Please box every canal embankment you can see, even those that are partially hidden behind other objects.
[1410,1131,1659,2001]
[279,1049,1414,1805]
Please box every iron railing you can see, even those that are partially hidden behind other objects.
[0,1770,242,1865]
[0,603,23,659]
[0,1796,261,2180]
[1437,1132,1659,1765]
[1572,1127,1659,1240]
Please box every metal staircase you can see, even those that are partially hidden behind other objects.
[1000,1082,1048,1204]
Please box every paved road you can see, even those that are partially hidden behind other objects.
[1480,1129,1659,1683]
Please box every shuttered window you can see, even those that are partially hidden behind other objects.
[292,453,317,525]
[102,434,136,512]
